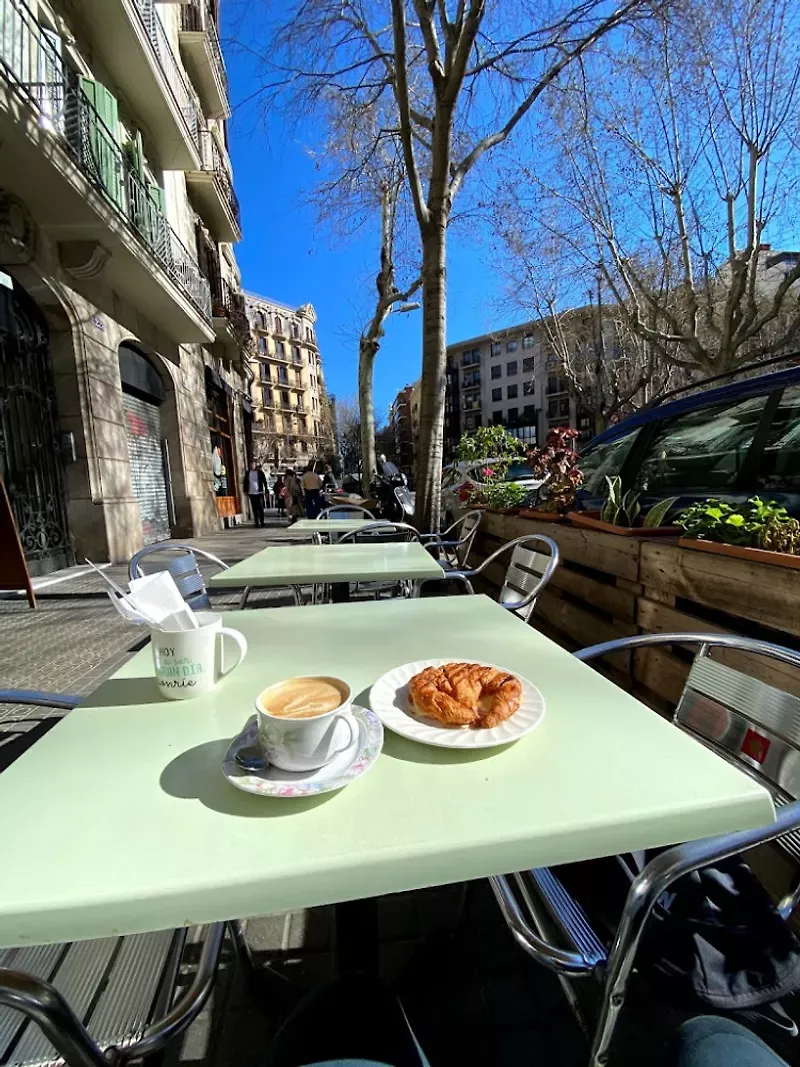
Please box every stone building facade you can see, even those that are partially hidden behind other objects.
[0,0,251,574]
[245,293,335,472]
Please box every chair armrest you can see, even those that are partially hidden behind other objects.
[0,690,82,710]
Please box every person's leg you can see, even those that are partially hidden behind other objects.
[671,1016,790,1067]
[254,495,265,528]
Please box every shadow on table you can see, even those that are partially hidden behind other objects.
[82,676,161,706]
[159,739,336,817]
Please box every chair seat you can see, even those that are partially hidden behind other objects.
[0,930,180,1067]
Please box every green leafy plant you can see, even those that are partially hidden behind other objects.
[454,425,523,476]
[599,477,679,528]
[482,480,529,509]
[678,497,800,553]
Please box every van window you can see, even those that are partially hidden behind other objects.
[579,431,638,494]
[636,395,768,492]
[756,385,800,490]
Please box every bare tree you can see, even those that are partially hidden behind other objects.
[256,0,653,528]
[504,0,800,377]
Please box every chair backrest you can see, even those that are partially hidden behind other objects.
[452,510,482,568]
[339,522,420,545]
[394,486,415,518]
[676,652,800,848]
[128,544,227,611]
[498,539,557,621]
[318,505,376,521]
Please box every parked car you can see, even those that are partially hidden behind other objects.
[441,458,542,525]
[575,363,800,517]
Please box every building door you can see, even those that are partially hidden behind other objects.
[0,280,72,577]
[119,345,170,545]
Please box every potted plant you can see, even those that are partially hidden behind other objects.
[677,497,800,568]
[483,480,531,514]
[453,426,526,512]
[568,477,680,537]
[521,427,584,521]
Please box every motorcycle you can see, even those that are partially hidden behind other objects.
[371,459,412,523]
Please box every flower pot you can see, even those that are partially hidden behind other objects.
[677,537,800,569]
[568,511,682,537]
[518,509,570,523]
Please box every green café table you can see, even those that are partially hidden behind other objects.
[0,595,773,949]
[208,539,444,605]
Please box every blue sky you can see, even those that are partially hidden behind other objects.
[222,9,515,419]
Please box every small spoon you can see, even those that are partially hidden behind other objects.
[235,745,268,772]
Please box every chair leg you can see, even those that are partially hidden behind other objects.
[239,587,250,610]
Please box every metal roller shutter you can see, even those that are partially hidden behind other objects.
[123,392,170,544]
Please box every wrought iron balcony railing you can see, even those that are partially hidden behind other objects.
[181,0,229,101]
[132,0,203,155]
[199,128,241,231]
[0,0,211,320]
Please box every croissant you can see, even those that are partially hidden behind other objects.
[408,662,522,729]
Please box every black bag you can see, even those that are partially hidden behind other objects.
[561,852,800,1011]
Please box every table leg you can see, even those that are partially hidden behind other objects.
[333,898,379,977]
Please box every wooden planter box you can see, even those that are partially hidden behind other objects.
[518,509,570,523]
[470,511,800,716]
[678,537,800,570]
[568,511,681,538]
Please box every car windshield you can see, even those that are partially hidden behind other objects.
[503,461,535,481]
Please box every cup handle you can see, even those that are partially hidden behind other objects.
[324,711,358,761]
[216,627,247,679]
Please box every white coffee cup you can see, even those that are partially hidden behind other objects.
[256,676,357,772]
[152,611,247,700]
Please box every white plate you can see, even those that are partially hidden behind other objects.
[223,706,383,798]
[369,659,545,750]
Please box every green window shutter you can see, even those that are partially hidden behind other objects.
[79,78,123,208]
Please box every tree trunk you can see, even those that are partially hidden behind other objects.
[413,216,448,532]
[358,338,377,496]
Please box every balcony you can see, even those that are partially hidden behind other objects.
[71,0,203,169]
[187,128,241,242]
[210,279,251,357]
[0,2,212,344]
[179,1,230,119]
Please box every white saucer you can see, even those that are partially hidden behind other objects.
[369,659,546,750]
[222,706,383,798]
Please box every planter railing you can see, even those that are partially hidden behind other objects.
[0,0,211,321]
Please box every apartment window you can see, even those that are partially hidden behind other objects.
[292,346,302,362]
[462,348,480,366]
[261,386,272,406]
[259,363,270,382]
[523,404,536,423]
[281,390,290,406]
[548,397,570,419]
[507,384,518,399]
[278,367,288,384]
[257,310,268,330]
[523,380,535,396]
[295,369,302,385]
[492,387,502,402]
[522,356,535,373]
[507,361,518,376]
[547,374,568,395]
[292,322,299,338]
[463,369,481,388]
[546,356,558,370]
[508,407,519,424]
[275,315,284,335]
[490,342,501,356]
[315,421,320,436]
[275,341,285,359]
[298,417,307,433]
[492,411,503,424]
[506,341,518,353]
[257,335,267,354]
[491,364,501,380]
[523,335,534,348]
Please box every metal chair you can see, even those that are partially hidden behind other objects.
[420,510,482,570]
[330,522,421,602]
[490,633,800,1067]
[317,505,376,521]
[0,692,228,1067]
[417,534,559,622]
[128,543,229,611]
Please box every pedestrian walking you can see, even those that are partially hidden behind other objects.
[274,474,286,518]
[301,463,324,519]
[322,464,336,491]
[284,469,304,525]
[242,461,268,529]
